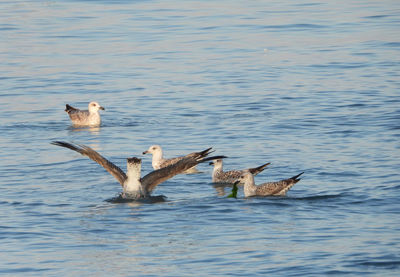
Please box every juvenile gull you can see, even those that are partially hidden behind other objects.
[65,101,105,126]
[209,159,270,184]
[51,141,224,200]
[143,145,204,173]
[235,171,304,197]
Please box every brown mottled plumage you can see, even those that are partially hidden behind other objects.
[235,171,304,197]
[210,159,270,184]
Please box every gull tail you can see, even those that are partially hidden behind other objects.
[65,104,77,113]
[291,172,304,183]
[249,162,271,176]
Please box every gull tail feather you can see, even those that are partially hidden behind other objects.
[65,104,77,113]
[249,162,271,175]
[291,172,304,183]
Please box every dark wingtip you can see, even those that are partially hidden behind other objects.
[292,172,304,182]
[51,141,68,147]
[51,141,82,151]
[199,147,213,156]
[261,162,271,167]
[248,162,270,175]
[200,155,227,163]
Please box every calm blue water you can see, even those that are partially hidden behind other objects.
[1,0,400,276]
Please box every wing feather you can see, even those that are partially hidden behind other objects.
[141,156,197,193]
[51,141,127,186]
[141,147,222,194]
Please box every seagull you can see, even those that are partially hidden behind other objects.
[51,141,225,200]
[234,171,304,197]
[209,159,270,184]
[143,145,202,173]
[65,101,105,126]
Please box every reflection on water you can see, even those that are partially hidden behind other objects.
[213,183,234,196]
[68,126,101,136]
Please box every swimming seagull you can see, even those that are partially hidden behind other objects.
[51,141,225,200]
[143,145,203,173]
[209,159,270,184]
[234,171,304,197]
[65,101,105,126]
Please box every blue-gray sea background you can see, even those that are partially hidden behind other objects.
[1,0,399,276]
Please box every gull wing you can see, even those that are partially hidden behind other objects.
[257,172,304,196]
[141,147,225,193]
[51,141,127,186]
[159,156,184,168]
[216,170,243,183]
[141,156,197,193]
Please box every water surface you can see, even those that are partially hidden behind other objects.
[1,0,400,276]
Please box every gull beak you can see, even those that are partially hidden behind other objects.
[209,161,214,165]
[233,180,240,186]
[142,150,148,155]
[99,106,105,110]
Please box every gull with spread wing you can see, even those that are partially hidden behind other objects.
[52,141,225,200]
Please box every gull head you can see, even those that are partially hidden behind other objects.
[143,145,162,155]
[88,101,105,112]
[209,158,223,166]
[234,170,253,186]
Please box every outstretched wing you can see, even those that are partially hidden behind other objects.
[141,147,225,194]
[141,156,197,193]
[51,141,127,186]
[160,156,185,168]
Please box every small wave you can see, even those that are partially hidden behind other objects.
[262,23,327,31]
[354,260,400,269]
[362,15,390,19]
[0,267,51,274]
[383,42,400,48]
[1,121,64,132]
[290,194,344,201]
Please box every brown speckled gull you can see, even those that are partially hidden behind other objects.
[235,170,304,197]
[210,158,270,184]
